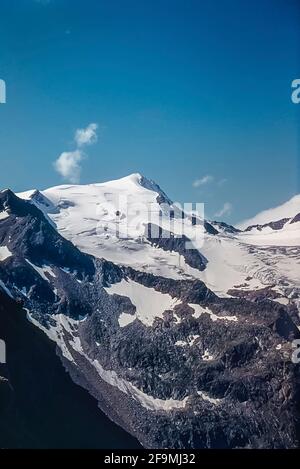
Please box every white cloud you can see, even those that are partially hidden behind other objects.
[53,122,99,183]
[75,123,98,147]
[53,150,85,184]
[214,202,232,218]
[192,175,214,188]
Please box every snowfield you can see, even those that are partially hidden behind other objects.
[0,246,12,261]
[236,220,300,246]
[17,173,300,301]
[105,279,181,327]
[0,210,10,221]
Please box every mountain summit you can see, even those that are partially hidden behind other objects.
[1,177,299,449]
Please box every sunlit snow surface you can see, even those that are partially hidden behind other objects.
[0,246,12,261]
[17,173,300,298]
[105,279,181,327]
[0,210,10,221]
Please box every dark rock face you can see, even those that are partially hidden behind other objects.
[0,189,95,278]
[78,291,300,448]
[25,189,57,213]
[124,266,216,303]
[0,190,97,320]
[290,213,300,224]
[0,290,140,449]
[190,216,219,235]
[145,223,208,271]
[245,218,290,232]
[137,175,173,207]
[211,221,241,234]
[1,190,300,449]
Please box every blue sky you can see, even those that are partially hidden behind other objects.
[0,0,299,223]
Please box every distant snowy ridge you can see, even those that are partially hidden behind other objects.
[237,194,300,230]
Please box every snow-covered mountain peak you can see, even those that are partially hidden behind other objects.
[17,188,57,214]
[234,193,300,246]
[15,174,213,282]
[96,172,144,188]
[93,172,173,205]
[13,177,300,299]
[237,194,300,230]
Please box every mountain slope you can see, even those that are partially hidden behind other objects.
[0,288,140,449]
[17,174,300,304]
[1,186,300,448]
[17,174,221,283]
